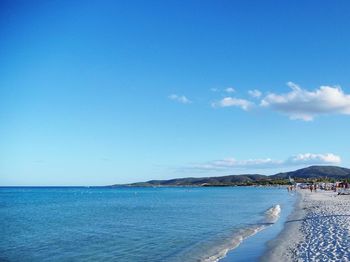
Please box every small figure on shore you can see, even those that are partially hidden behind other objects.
[310,185,313,192]
[287,185,294,192]
[314,184,317,192]
[333,185,337,192]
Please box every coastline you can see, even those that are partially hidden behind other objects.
[261,189,350,261]
[220,187,296,262]
[261,190,305,261]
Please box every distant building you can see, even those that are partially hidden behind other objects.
[288,176,295,184]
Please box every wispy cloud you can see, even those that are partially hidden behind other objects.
[187,153,341,171]
[261,82,350,121]
[168,94,192,104]
[225,87,235,93]
[248,89,262,98]
[212,97,253,111]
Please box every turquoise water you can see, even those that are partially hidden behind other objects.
[0,187,295,261]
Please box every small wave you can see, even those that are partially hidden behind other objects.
[201,205,282,262]
[202,225,266,262]
[264,204,281,224]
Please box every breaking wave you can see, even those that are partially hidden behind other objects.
[203,204,282,262]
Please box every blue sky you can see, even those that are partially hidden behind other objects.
[1,0,350,186]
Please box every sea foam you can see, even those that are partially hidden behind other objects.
[200,204,282,262]
[264,204,281,223]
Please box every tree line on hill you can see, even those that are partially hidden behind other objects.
[113,166,350,187]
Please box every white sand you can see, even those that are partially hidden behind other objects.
[262,190,350,262]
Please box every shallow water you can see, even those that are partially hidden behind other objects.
[0,187,295,261]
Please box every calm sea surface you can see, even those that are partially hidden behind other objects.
[0,187,295,261]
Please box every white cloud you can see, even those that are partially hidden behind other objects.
[208,158,282,169]
[212,97,253,111]
[168,94,192,104]
[261,82,350,121]
[248,89,262,98]
[189,153,341,171]
[286,153,341,165]
[225,87,235,93]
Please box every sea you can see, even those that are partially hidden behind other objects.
[0,186,295,262]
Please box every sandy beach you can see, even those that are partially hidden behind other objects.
[262,190,350,262]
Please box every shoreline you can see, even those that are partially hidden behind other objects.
[261,189,350,261]
[220,188,295,262]
[260,190,305,261]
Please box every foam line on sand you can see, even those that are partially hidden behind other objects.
[262,190,350,262]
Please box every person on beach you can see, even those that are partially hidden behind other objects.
[310,185,313,192]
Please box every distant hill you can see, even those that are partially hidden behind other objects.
[114,165,350,187]
[128,174,267,187]
[271,165,350,180]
